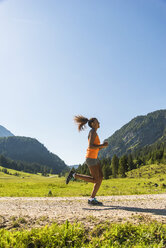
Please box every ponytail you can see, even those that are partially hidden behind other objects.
[74,115,96,131]
[74,115,89,131]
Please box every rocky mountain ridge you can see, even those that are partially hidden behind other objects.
[99,109,166,159]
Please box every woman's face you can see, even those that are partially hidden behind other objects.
[92,119,100,129]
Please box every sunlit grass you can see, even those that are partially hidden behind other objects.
[0,220,165,248]
[0,164,166,197]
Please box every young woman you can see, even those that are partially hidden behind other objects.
[66,116,108,205]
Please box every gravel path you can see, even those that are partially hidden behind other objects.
[0,194,166,229]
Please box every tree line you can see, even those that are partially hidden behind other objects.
[75,154,136,179]
[0,136,67,174]
[75,141,166,179]
[0,155,52,176]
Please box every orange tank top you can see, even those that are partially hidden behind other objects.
[86,133,100,159]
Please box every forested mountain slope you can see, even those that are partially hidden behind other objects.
[99,109,166,159]
[0,136,67,173]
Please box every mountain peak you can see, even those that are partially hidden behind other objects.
[0,125,14,137]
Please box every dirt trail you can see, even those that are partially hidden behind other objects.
[0,194,166,229]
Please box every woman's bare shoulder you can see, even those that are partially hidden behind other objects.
[89,129,97,138]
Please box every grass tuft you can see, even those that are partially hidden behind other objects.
[0,221,165,247]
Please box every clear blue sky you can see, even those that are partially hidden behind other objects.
[0,0,165,165]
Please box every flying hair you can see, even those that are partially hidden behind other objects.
[74,115,89,131]
[74,115,96,131]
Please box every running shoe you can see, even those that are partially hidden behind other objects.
[88,198,103,206]
[66,170,75,184]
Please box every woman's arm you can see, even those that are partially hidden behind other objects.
[98,141,108,150]
[89,130,108,149]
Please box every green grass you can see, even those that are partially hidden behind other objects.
[127,163,166,179]
[0,164,165,197]
[0,165,165,247]
[0,220,165,247]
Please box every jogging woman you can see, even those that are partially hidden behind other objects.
[66,116,108,205]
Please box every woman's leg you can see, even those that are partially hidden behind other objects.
[99,163,103,181]
[88,163,103,198]
[74,162,103,198]
[75,173,95,183]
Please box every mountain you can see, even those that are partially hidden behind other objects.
[0,136,67,173]
[0,125,14,137]
[99,109,166,159]
[69,164,79,169]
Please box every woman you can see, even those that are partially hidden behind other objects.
[66,116,108,206]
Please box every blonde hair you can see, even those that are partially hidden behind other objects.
[74,115,96,132]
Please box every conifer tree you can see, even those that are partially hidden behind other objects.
[111,154,119,178]
[127,154,135,171]
[118,155,128,177]
[102,164,111,179]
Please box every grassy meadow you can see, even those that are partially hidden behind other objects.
[0,164,166,197]
[0,220,166,248]
[0,164,166,248]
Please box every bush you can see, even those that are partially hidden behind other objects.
[0,221,165,247]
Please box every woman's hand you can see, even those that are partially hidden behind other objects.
[103,141,108,147]
[99,141,108,150]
